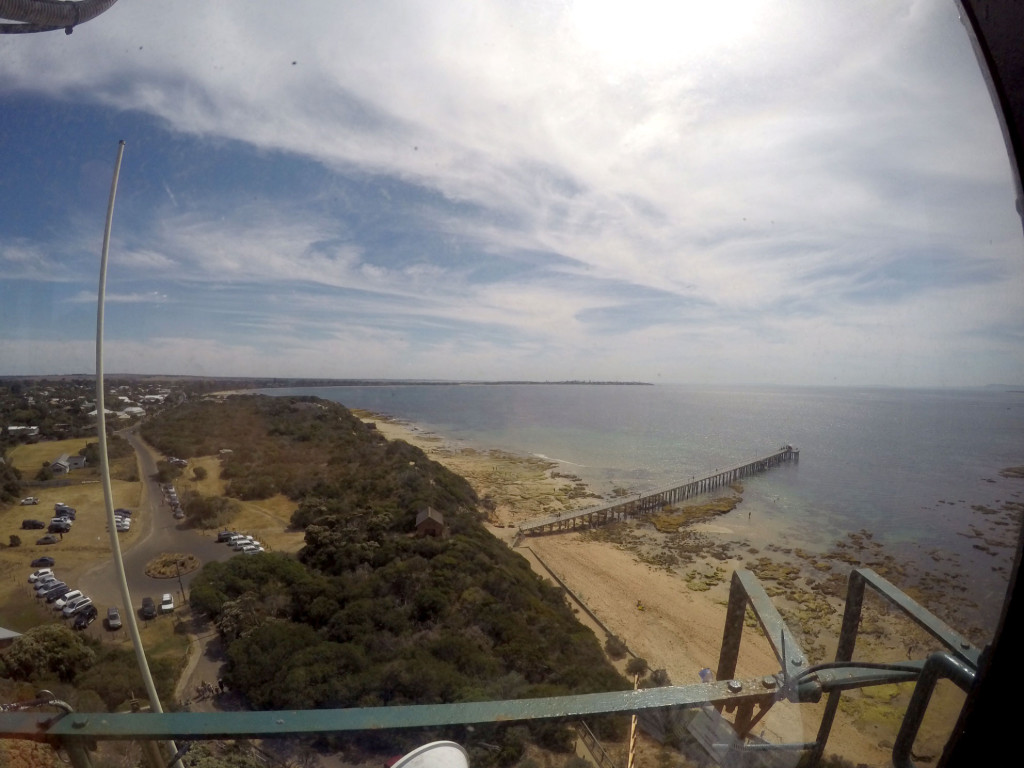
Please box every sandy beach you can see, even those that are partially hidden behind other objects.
[365,412,968,767]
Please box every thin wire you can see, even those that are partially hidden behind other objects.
[95,140,182,768]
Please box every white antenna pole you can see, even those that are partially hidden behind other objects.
[95,140,183,768]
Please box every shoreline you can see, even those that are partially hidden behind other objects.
[362,409,970,766]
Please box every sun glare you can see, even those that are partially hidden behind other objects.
[568,0,768,72]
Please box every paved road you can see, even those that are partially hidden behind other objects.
[78,428,235,616]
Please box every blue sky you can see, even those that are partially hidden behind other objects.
[1,1,1022,386]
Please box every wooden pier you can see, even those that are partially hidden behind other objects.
[518,445,799,537]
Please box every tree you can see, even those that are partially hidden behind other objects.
[604,635,628,659]
[9,534,21,547]
[193,465,208,481]
[626,657,649,678]
[2,625,96,683]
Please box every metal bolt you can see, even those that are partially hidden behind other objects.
[762,676,777,689]
[727,680,743,693]
[790,656,804,667]
[960,641,971,650]
[72,717,88,729]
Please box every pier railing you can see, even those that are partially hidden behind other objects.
[519,445,799,536]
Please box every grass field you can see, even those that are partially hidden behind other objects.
[176,455,305,553]
[1,440,143,632]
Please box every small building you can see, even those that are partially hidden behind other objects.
[415,507,445,538]
[50,453,87,474]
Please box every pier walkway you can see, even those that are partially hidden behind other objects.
[518,445,799,537]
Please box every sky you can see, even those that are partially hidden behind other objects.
[1,0,1022,386]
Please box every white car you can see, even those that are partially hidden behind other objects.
[115,519,131,532]
[54,590,83,610]
[63,596,92,618]
[232,537,256,550]
[20,497,39,505]
[159,593,174,613]
[241,544,265,555]
[28,568,53,583]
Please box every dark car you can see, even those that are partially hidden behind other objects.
[48,521,71,534]
[36,534,60,545]
[54,505,76,519]
[45,586,72,603]
[216,530,237,543]
[106,606,122,630]
[140,596,157,619]
[72,605,99,630]
[114,508,132,516]
[22,519,45,530]
[30,556,55,568]
[38,582,67,599]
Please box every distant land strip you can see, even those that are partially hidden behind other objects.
[0,375,653,387]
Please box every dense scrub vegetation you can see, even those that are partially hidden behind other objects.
[0,448,21,505]
[142,396,478,523]
[0,625,178,712]
[150,395,627,764]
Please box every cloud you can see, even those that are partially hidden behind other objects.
[1,1,1022,385]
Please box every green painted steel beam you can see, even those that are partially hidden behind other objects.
[0,681,778,741]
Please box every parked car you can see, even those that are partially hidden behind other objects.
[34,578,60,594]
[30,556,55,568]
[63,596,93,618]
[216,530,237,542]
[241,545,265,555]
[28,568,53,582]
[232,537,256,550]
[173,509,186,519]
[22,519,45,530]
[54,590,83,610]
[48,521,71,534]
[36,534,60,545]
[54,505,76,519]
[45,586,73,603]
[160,593,174,613]
[20,497,39,505]
[106,606,122,630]
[114,508,132,516]
[141,596,157,619]
[33,577,59,593]
[73,605,99,630]
[38,582,67,599]
[115,519,131,532]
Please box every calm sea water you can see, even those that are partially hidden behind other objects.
[262,383,1023,634]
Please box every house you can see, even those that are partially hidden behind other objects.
[415,507,445,538]
[50,453,87,474]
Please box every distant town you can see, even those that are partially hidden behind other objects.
[0,376,652,446]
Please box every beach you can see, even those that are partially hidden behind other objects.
[365,412,969,767]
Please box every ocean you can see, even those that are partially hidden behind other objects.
[260,383,1023,637]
